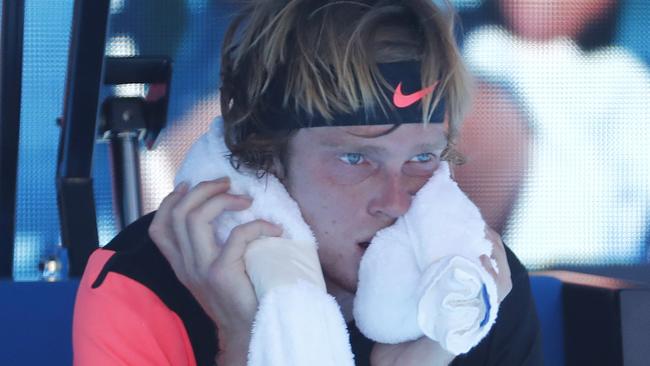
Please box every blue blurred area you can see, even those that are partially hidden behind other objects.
[13,0,74,280]
[107,0,236,121]
[13,0,235,280]
[11,0,650,280]
[617,0,650,65]
[456,0,650,268]
[0,280,78,364]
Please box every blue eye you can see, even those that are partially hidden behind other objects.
[339,153,365,165]
[410,153,436,163]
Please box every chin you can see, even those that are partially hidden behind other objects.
[324,267,360,294]
[343,275,359,293]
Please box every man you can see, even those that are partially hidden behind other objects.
[73,1,542,365]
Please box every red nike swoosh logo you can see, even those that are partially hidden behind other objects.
[392,81,439,108]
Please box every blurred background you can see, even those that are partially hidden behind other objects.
[6,0,650,283]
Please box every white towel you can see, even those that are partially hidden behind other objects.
[353,162,500,355]
[175,117,499,362]
[175,118,355,366]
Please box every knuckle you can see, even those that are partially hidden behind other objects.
[230,223,249,236]
[240,220,267,236]
[147,219,162,236]
[219,194,238,207]
[160,191,179,205]
[148,223,162,240]
[170,208,185,223]
[195,180,213,190]
[223,194,250,209]
[186,207,204,223]
[197,179,229,191]
[229,193,248,203]
[252,218,267,226]
[248,219,268,232]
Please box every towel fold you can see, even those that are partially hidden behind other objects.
[248,281,355,366]
[353,162,500,355]
[176,117,500,362]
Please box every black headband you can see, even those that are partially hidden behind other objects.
[259,61,446,130]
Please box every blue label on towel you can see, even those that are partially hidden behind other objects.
[480,284,491,327]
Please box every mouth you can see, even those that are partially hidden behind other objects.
[357,241,370,250]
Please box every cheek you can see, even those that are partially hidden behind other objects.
[292,158,366,206]
[402,159,439,179]
[320,158,376,185]
[288,169,367,244]
[301,179,363,228]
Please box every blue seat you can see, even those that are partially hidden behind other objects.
[530,275,565,366]
[0,273,647,365]
[531,271,650,366]
[0,280,79,366]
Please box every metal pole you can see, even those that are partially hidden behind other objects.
[115,131,142,227]
[0,0,25,278]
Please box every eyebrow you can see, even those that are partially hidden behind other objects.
[414,141,447,151]
[319,140,447,156]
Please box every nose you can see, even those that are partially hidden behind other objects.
[367,170,417,220]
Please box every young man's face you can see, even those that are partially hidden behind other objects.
[283,123,448,293]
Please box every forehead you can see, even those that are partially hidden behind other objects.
[293,123,447,149]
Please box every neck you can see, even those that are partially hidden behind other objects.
[325,278,356,323]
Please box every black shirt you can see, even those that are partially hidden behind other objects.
[92,212,543,366]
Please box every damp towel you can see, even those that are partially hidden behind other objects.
[353,162,500,355]
[175,118,499,364]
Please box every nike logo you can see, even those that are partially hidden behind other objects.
[392,81,439,108]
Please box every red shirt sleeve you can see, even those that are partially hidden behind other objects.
[73,249,198,366]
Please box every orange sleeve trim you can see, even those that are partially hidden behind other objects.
[73,249,197,366]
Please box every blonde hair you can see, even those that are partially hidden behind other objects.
[220,0,472,173]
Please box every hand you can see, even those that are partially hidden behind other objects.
[148,177,283,365]
[481,227,512,303]
[371,337,455,366]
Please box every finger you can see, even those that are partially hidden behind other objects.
[482,233,513,302]
[172,178,231,269]
[491,236,510,278]
[481,254,509,302]
[186,193,254,270]
[480,254,497,280]
[484,227,509,275]
[218,220,283,266]
[175,178,232,215]
[484,226,501,251]
[149,183,190,264]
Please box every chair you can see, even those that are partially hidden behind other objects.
[530,271,650,366]
[0,280,79,365]
[0,272,648,365]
